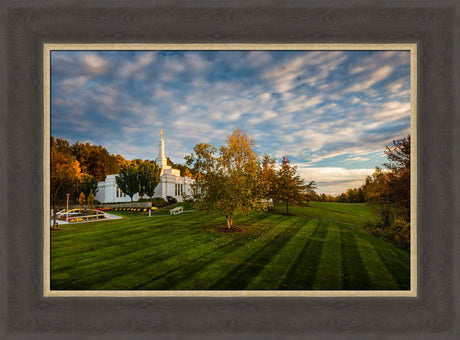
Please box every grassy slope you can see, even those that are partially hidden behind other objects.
[51,203,410,290]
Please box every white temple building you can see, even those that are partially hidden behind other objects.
[95,131,195,204]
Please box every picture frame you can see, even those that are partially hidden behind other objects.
[1,1,458,339]
[44,43,417,298]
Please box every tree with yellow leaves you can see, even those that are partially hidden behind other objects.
[186,128,267,230]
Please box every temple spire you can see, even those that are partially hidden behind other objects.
[156,130,170,170]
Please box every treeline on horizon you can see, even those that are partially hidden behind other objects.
[51,136,195,182]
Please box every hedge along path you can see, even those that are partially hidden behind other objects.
[245,218,318,290]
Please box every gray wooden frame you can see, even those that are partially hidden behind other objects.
[1,0,459,339]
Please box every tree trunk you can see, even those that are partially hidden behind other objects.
[226,214,233,229]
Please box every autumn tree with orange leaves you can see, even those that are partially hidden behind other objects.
[50,140,82,228]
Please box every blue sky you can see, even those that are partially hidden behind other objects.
[50,49,411,195]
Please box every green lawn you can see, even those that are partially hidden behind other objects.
[50,202,410,290]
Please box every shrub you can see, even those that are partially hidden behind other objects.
[166,196,177,205]
[364,218,410,250]
[151,197,168,208]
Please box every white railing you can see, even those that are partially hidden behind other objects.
[54,209,106,223]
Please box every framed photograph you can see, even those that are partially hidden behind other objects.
[2,1,458,339]
[44,44,416,298]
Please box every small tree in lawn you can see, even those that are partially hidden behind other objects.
[138,161,161,199]
[218,128,266,229]
[115,163,139,202]
[274,156,308,214]
[186,128,266,230]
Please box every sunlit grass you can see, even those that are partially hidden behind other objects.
[50,203,410,290]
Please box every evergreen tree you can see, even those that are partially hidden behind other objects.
[274,156,308,214]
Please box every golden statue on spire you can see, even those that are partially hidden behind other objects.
[160,129,163,139]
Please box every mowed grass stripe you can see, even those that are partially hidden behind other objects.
[311,225,343,290]
[340,227,373,289]
[246,218,317,290]
[208,216,306,290]
[51,219,240,289]
[98,226,257,290]
[365,236,410,289]
[50,203,411,290]
[136,215,285,290]
[51,213,226,258]
[354,235,399,290]
[279,219,329,289]
[173,214,291,290]
[51,213,284,290]
[51,217,220,268]
[273,204,373,226]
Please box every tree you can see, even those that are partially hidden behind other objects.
[260,154,277,200]
[78,192,86,211]
[362,136,411,249]
[50,141,81,228]
[138,161,161,199]
[186,128,266,230]
[304,180,318,206]
[115,163,139,202]
[383,136,410,222]
[363,168,393,226]
[72,141,122,181]
[79,173,99,199]
[87,190,95,210]
[274,156,308,214]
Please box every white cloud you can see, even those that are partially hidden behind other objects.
[118,52,156,78]
[82,54,109,75]
[343,65,394,93]
[296,166,375,195]
[247,111,278,125]
[262,51,346,93]
[346,156,370,162]
[59,75,90,93]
